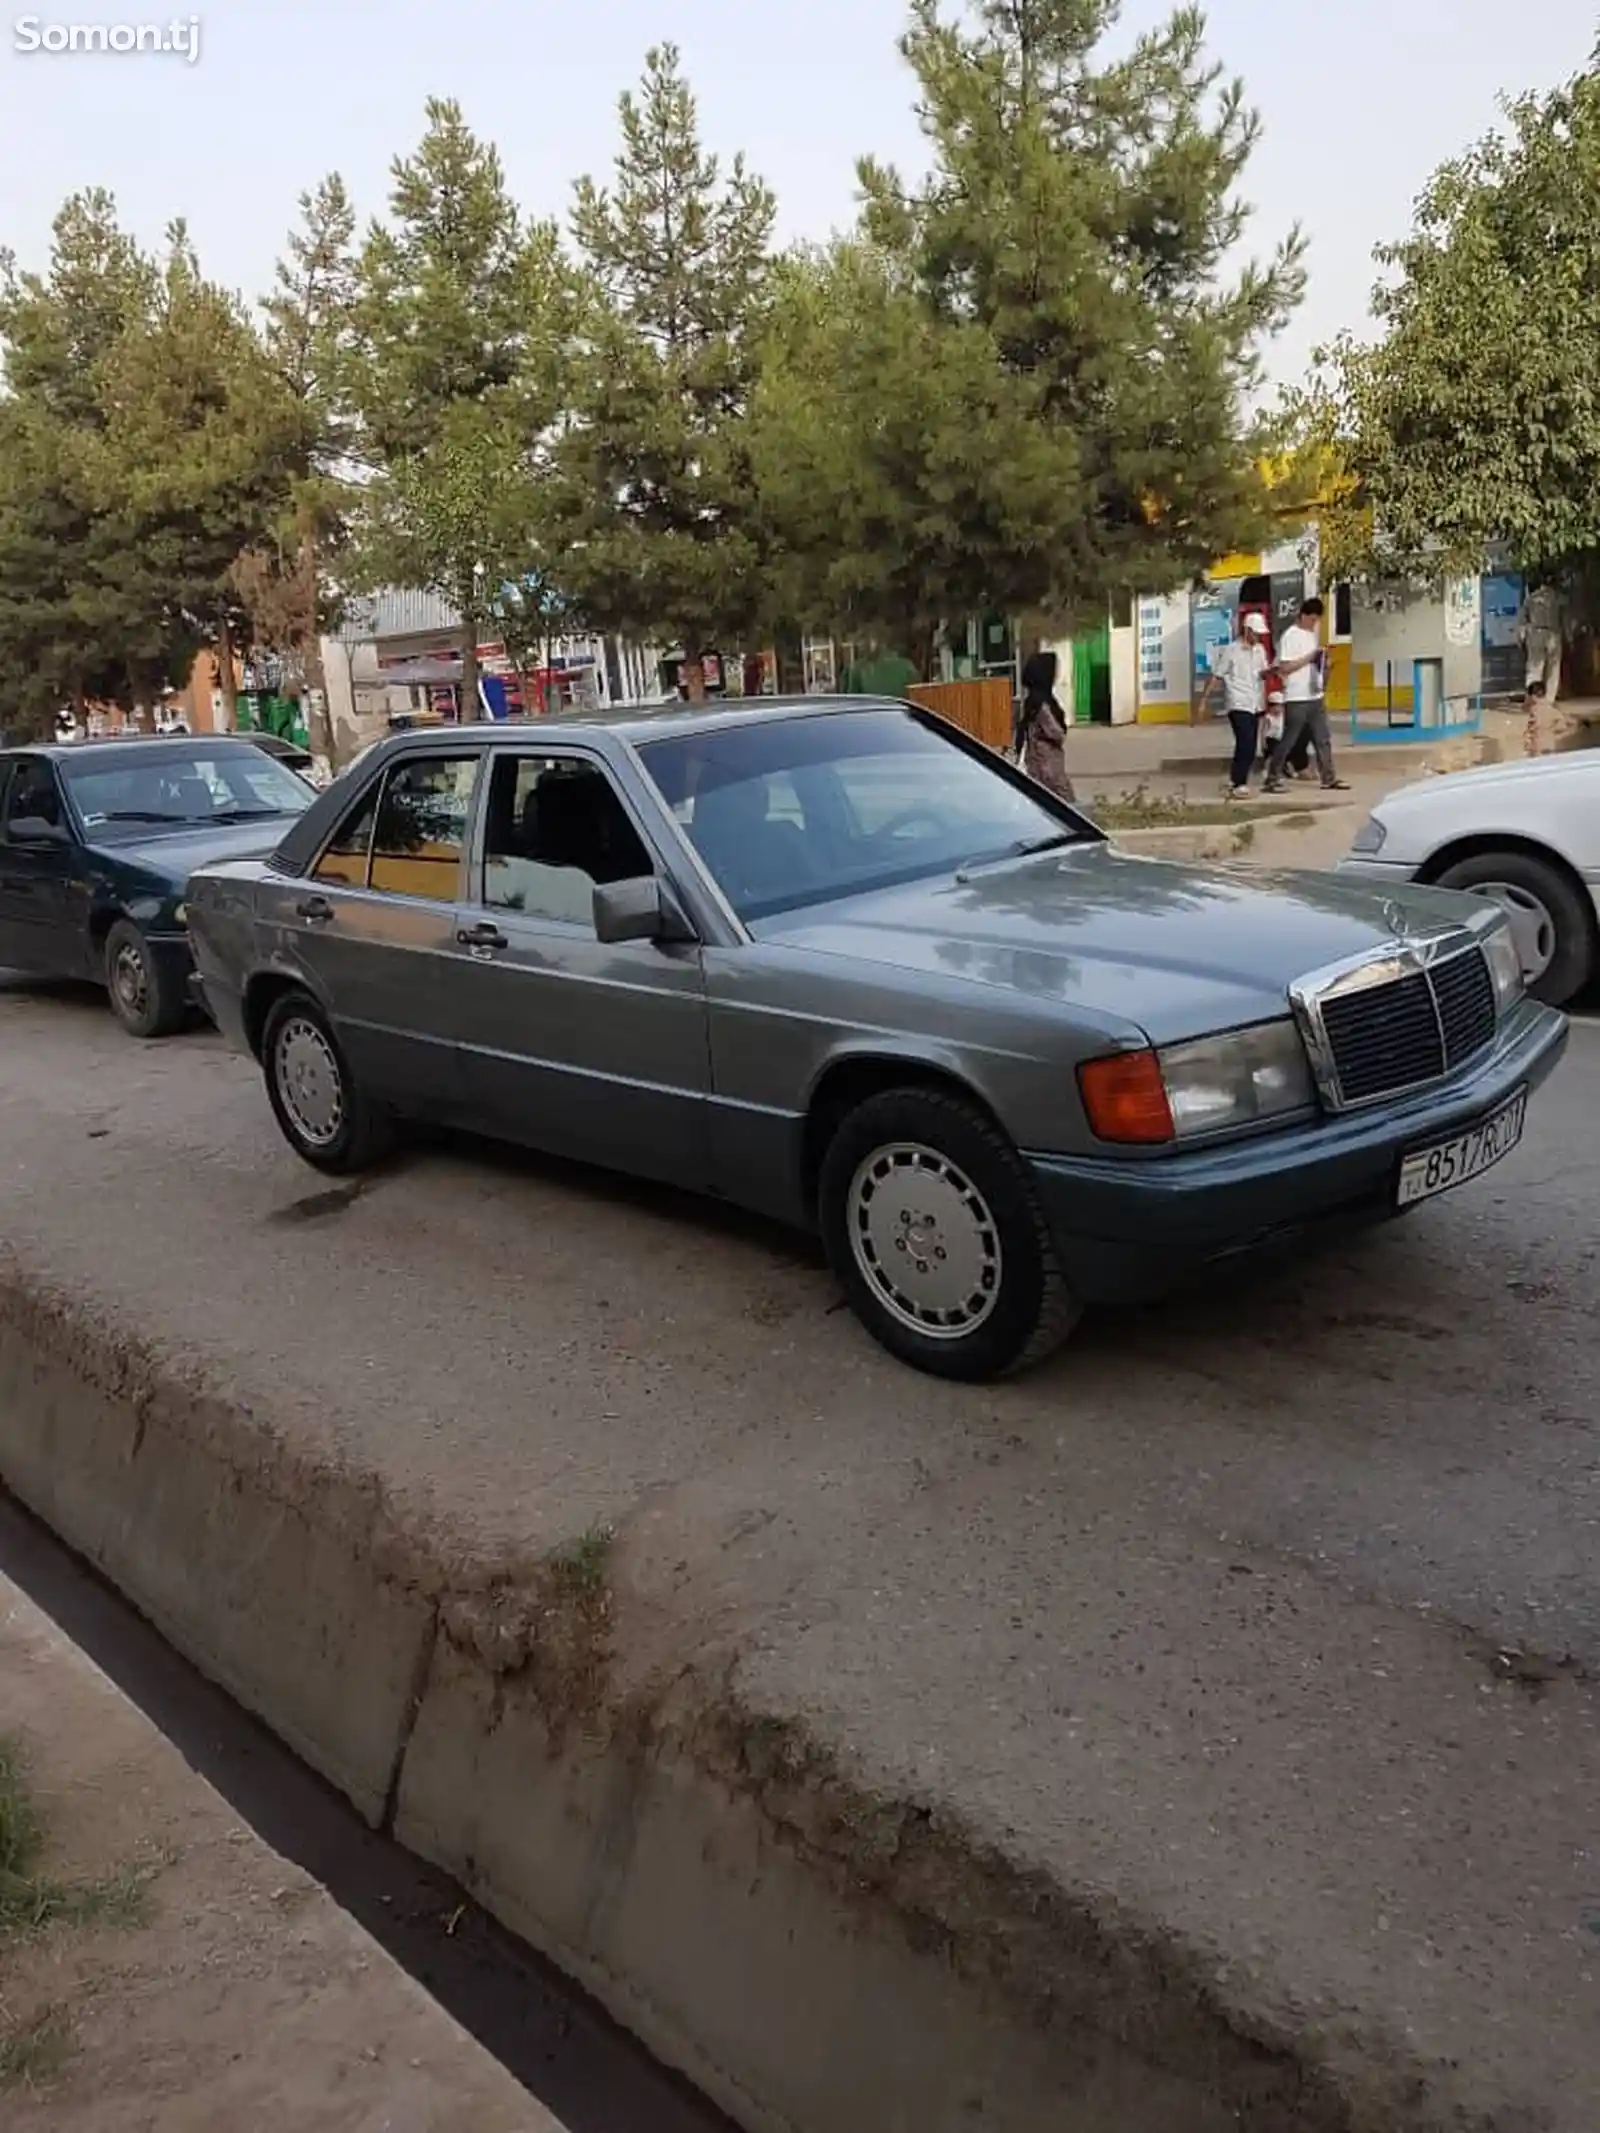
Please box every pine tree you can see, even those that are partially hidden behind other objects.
[815,0,1305,633]
[0,196,290,730]
[88,224,296,719]
[752,241,1080,671]
[235,175,360,761]
[558,45,776,699]
[348,100,570,714]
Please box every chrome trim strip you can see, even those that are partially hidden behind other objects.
[1289,926,1491,1114]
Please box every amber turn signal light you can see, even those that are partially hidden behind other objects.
[1077,1049,1175,1145]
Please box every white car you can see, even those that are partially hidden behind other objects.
[1340,752,1600,1006]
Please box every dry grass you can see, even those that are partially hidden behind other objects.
[0,1735,154,1941]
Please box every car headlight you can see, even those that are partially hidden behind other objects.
[1480,917,1524,1014]
[1349,815,1387,855]
[1159,1019,1316,1138]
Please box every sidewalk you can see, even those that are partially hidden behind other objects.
[1066,699,1596,785]
[0,1572,561,2133]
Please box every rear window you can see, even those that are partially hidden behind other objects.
[62,747,314,836]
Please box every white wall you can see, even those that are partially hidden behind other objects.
[1352,583,1480,707]
[1109,621,1138,725]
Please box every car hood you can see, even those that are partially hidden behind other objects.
[755,843,1483,1044]
[86,820,299,886]
[1374,751,1600,813]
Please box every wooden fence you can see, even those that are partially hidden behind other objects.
[905,678,1014,753]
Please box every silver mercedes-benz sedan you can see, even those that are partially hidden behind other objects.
[183,698,1567,1380]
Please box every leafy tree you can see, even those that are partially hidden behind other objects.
[792,0,1303,641]
[0,192,158,731]
[88,227,296,714]
[0,196,288,731]
[752,241,1079,673]
[557,44,776,699]
[1296,62,1600,689]
[348,100,570,713]
[235,175,360,761]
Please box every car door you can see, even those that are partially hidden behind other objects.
[269,748,484,1115]
[451,746,712,1188]
[0,758,88,976]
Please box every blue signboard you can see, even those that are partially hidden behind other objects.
[1192,601,1233,688]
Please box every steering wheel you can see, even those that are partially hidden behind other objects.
[873,806,950,843]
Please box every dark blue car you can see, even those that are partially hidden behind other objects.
[0,736,316,1037]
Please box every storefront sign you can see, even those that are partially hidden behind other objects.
[1137,592,1191,706]
[1191,595,1234,692]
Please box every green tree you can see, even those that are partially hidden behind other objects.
[558,44,776,699]
[234,174,360,762]
[752,241,1080,673]
[0,196,289,732]
[796,0,1303,641]
[348,100,570,713]
[0,192,158,730]
[89,226,296,715]
[1297,61,1600,689]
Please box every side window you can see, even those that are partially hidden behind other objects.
[369,755,479,901]
[313,783,380,887]
[4,761,63,833]
[481,755,652,925]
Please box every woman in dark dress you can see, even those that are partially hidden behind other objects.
[1017,651,1075,802]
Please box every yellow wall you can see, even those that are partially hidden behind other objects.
[1323,645,1415,713]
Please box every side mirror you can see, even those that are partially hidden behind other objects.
[593,875,696,946]
[8,815,67,846]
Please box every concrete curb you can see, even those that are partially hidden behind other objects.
[0,1254,1472,2133]
[0,1569,562,2132]
[1102,808,1351,862]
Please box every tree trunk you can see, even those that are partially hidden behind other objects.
[460,622,481,722]
[213,614,236,733]
[296,533,339,769]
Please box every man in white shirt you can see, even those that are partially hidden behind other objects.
[1264,597,1348,792]
[1200,611,1269,797]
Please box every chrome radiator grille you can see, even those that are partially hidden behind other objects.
[1296,939,1497,1109]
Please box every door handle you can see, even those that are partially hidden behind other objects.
[296,895,333,923]
[456,921,507,952]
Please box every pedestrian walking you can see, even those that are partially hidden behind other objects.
[1017,651,1076,802]
[1264,598,1348,793]
[1199,612,1270,797]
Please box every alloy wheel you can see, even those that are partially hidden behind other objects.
[847,1141,1003,1339]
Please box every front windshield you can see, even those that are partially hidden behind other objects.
[637,708,1091,922]
[62,746,315,837]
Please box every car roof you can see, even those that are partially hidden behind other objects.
[1,734,264,766]
[269,695,931,877]
[369,694,914,749]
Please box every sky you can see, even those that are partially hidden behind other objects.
[0,0,1595,384]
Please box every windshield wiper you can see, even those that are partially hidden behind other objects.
[954,831,1081,881]
[100,809,194,823]
[208,808,287,823]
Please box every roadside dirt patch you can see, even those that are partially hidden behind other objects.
[0,1573,553,2133]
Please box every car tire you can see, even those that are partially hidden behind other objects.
[260,990,392,1175]
[818,1085,1082,1381]
[1435,849,1595,1007]
[104,919,188,1039]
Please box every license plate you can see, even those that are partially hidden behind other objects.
[1396,1089,1527,1209]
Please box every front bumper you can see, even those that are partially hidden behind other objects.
[1028,999,1569,1305]
[1338,854,1424,886]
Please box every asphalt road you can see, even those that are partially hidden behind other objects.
[2,972,1598,2128]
